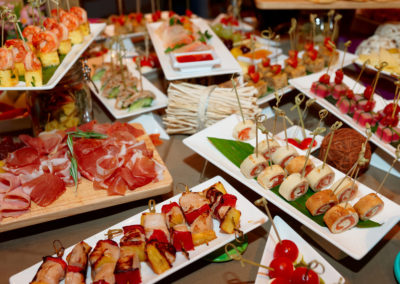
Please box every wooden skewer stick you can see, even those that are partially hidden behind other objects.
[322,121,342,169]
[332,14,342,42]
[136,56,144,95]
[288,18,296,52]
[325,41,336,74]
[391,81,400,119]
[53,240,65,257]
[327,9,335,38]
[65,0,70,11]
[302,98,316,119]
[370,61,388,102]
[260,28,275,60]
[317,109,328,128]
[255,114,266,158]
[310,14,317,46]
[137,0,141,14]
[376,145,400,194]
[302,127,326,178]
[276,109,293,149]
[156,0,160,12]
[118,0,123,15]
[258,120,273,166]
[332,158,359,195]
[340,40,351,71]
[168,0,172,12]
[255,198,281,244]
[145,32,149,59]
[290,93,306,139]
[225,243,274,271]
[352,59,370,91]
[232,76,245,122]
[105,229,123,239]
[151,0,155,14]
[250,34,255,66]
[272,91,282,135]
[148,199,156,213]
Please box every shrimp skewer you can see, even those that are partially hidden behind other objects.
[70,6,90,36]
[61,12,83,44]
[24,51,42,87]
[4,39,29,76]
[44,18,71,55]
[32,30,60,67]
[0,47,18,87]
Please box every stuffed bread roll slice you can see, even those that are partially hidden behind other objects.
[306,165,335,192]
[255,139,280,160]
[323,203,359,234]
[285,155,315,176]
[331,177,358,203]
[353,193,384,221]
[279,173,309,201]
[271,146,298,168]
[240,153,267,179]
[232,119,256,141]
[257,165,286,189]
[31,256,67,284]
[306,189,338,216]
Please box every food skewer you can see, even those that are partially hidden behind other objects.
[277,108,294,149]
[352,59,370,91]
[310,14,317,46]
[290,93,306,139]
[391,81,400,119]
[331,14,342,42]
[272,92,282,135]
[255,197,281,244]
[302,98,316,119]
[225,243,274,271]
[322,121,342,169]
[317,109,328,128]
[302,126,326,178]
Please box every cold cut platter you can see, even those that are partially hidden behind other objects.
[0,122,172,232]
[183,114,400,260]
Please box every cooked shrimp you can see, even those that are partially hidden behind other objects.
[51,8,66,19]
[70,6,87,24]
[4,39,29,63]
[43,18,69,41]
[22,25,41,43]
[60,12,80,31]
[33,31,60,53]
[24,51,41,71]
[0,48,14,70]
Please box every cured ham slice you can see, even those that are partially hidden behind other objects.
[106,121,144,138]
[0,186,30,217]
[24,173,66,207]
[6,147,40,168]
[19,130,65,155]
[0,173,20,193]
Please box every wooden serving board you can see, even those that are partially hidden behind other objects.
[0,123,173,233]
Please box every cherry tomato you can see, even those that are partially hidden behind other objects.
[136,12,143,23]
[345,89,354,100]
[287,57,298,68]
[288,50,298,59]
[307,49,318,61]
[324,37,334,52]
[262,57,271,67]
[291,267,320,284]
[273,239,300,262]
[383,103,400,116]
[318,73,330,85]
[363,85,373,100]
[271,64,282,75]
[250,71,260,83]
[335,69,344,84]
[270,277,291,284]
[185,9,193,17]
[363,101,375,112]
[304,42,314,51]
[269,257,294,280]
[248,64,256,75]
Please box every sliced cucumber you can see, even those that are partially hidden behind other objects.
[92,68,106,81]
[128,97,153,112]
[107,86,120,98]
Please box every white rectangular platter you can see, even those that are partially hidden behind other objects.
[90,59,168,119]
[255,216,343,284]
[183,114,400,260]
[289,72,397,160]
[10,175,268,284]
[147,18,242,80]
[1,23,105,91]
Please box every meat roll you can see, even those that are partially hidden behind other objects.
[331,177,358,203]
[271,146,298,168]
[323,203,359,234]
[279,173,309,201]
[232,119,256,141]
[306,165,335,192]
[285,156,315,176]
[354,193,384,221]
[305,189,338,216]
[255,139,280,160]
[240,153,267,179]
[257,165,286,189]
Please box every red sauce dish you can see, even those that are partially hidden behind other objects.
[176,53,214,63]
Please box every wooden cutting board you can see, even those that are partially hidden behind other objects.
[0,123,173,232]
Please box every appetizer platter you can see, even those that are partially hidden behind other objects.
[10,176,268,284]
[89,58,168,119]
[1,23,105,90]
[183,114,400,260]
[0,122,172,232]
[147,17,242,80]
[289,72,399,160]
[255,216,343,284]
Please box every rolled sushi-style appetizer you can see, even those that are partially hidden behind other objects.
[305,189,338,216]
[271,145,298,168]
[331,177,358,203]
[255,138,280,160]
[257,165,286,189]
[232,119,256,141]
[353,193,384,221]
[323,203,359,234]
[306,165,335,192]
[285,155,315,177]
[279,173,309,201]
[240,153,267,179]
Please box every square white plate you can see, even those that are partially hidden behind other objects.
[183,114,400,260]
[1,23,105,91]
[255,216,343,284]
[289,72,397,160]
[275,125,324,152]
[90,58,168,120]
[146,18,242,80]
[9,176,267,284]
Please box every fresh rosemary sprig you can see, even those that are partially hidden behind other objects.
[67,130,108,139]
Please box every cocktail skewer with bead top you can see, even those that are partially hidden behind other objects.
[272,91,282,135]
[290,93,306,139]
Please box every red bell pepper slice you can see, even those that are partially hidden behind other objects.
[213,194,237,217]
[184,204,210,225]
[148,229,169,243]
[115,268,142,284]
[123,224,145,235]
[44,256,67,271]
[161,202,180,214]
[172,230,194,252]
[67,265,83,273]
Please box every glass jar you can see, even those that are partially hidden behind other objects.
[27,60,93,136]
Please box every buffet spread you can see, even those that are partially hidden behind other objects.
[0,2,400,284]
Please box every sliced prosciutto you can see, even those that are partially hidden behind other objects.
[23,173,66,207]
[19,129,65,155]
[0,186,31,218]
[6,147,40,168]
[0,173,20,193]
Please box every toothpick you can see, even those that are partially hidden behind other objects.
[156,0,160,11]
[302,127,326,178]
[255,198,281,244]
[46,0,51,17]
[272,92,281,135]
[168,0,172,12]
[274,35,280,64]
[261,28,275,60]
[151,0,155,14]
[136,0,141,14]
[352,59,370,91]
[232,75,245,122]
[288,18,297,52]
[322,121,342,169]
[326,40,336,74]
[250,34,255,65]
[392,81,400,119]
[145,32,149,59]
[327,9,335,38]
[370,61,388,102]
[186,0,190,11]
[276,109,293,149]
[148,199,156,213]
[310,14,317,46]
[265,129,273,166]
[332,14,342,42]
[332,159,359,195]
[65,0,70,11]
[225,243,274,271]
[317,109,328,127]
[136,56,144,95]
[376,145,400,194]
[290,93,306,139]
[302,98,316,119]
[255,114,260,157]
[340,40,351,70]
[118,0,123,15]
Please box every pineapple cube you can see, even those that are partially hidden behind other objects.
[0,70,18,87]
[220,208,241,234]
[59,39,72,55]
[146,243,171,274]
[192,230,217,246]
[15,62,25,76]
[80,22,90,36]
[25,69,43,87]
[69,29,83,45]
[38,51,60,67]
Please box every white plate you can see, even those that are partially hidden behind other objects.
[9,176,267,284]
[147,18,242,80]
[183,114,400,260]
[289,72,398,160]
[255,216,343,284]
[90,58,168,120]
[275,125,323,152]
[170,50,221,72]
[1,23,105,91]
[354,58,399,79]
[96,24,146,41]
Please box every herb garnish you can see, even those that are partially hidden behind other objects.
[165,43,186,53]
[169,17,183,26]
[198,30,212,43]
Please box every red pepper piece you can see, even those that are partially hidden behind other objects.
[213,194,237,218]
[262,57,271,67]
[287,138,300,148]
[115,269,142,284]
[299,137,317,150]
[185,9,193,17]
[304,42,314,52]
[172,230,194,252]
[0,108,26,120]
[346,89,354,99]
[307,49,318,61]
[184,204,210,225]
[271,64,282,75]
[288,50,298,59]
[123,224,145,235]
[248,64,256,75]
[161,202,180,214]
[148,229,169,243]
[363,85,373,100]
[287,57,298,68]
[44,256,68,271]
[93,281,110,284]
[324,37,334,52]
[250,71,260,83]
[136,13,143,23]
[67,265,83,273]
